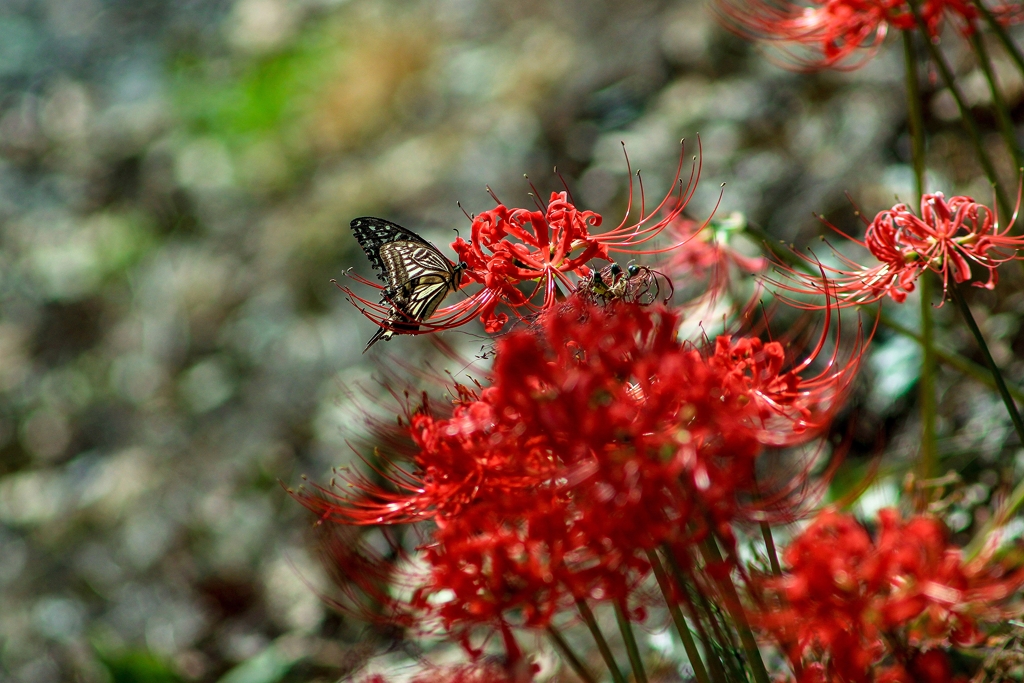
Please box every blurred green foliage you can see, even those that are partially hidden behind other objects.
[171,24,344,145]
[99,650,182,683]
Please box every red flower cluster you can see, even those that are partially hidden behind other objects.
[297,295,863,654]
[773,191,1024,307]
[758,508,1024,683]
[714,0,1024,70]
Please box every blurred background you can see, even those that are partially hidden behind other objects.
[2,0,1023,681]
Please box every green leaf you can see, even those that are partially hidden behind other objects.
[216,642,305,683]
[99,650,182,683]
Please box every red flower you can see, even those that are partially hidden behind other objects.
[714,0,1024,70]
[297,295,863,647]
[772,192,1024,307]
[757,508,1024,683]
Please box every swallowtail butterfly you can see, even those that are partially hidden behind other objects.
[350,217,467,351]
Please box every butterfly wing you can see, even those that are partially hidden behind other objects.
[350,218,461,351]
[378,239,456,292]
[362,269,456,352]
[386,273,455,328]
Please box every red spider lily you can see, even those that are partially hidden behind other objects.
[771,191,1024,308]
[295,294,864,647]
[713,0,1024,71]
[341,141,719,337]
[756,508,1024,683]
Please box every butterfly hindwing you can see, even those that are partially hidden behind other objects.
[397,275,453,322]
[379,240,455,295]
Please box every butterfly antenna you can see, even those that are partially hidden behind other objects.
[457,201,474,222]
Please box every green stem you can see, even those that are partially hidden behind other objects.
[646,548,712,683]
[904,29,938,480]
[949,279,1024,559]
[547,626,598,683]
[970,28,1024,172]
[663,546,731,683]
[972,0,1024,80]
[903,31,927,197]
[759,521,782,577]
[752,478,781,576]
[948,279,1024,446]
[906,1,1013,219]
[576,598,627,683]
[918,274,938,479]
[614,601,648,683]
[691,578,744,679]
[699,537,771,683]
[880,311,1024,403]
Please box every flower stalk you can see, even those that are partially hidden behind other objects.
[904,29,939,482]
[699,537,771,683]
[646,548,712,683]
[614,601,648,683]
[948,278,1024,447]
[972,0,1024,79]
[576,599,627,683]
[907,0,1013,220]
[760,521,783,577]
[547,626,598,683]
[664,547,734,683]
[969,28,1023,173]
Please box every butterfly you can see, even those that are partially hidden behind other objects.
[350,217,468,352]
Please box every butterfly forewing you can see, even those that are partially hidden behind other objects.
[350,217,432,284]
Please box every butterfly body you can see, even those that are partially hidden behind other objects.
[350,217,466,351]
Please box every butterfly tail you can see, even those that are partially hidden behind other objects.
[362,325,392,353]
